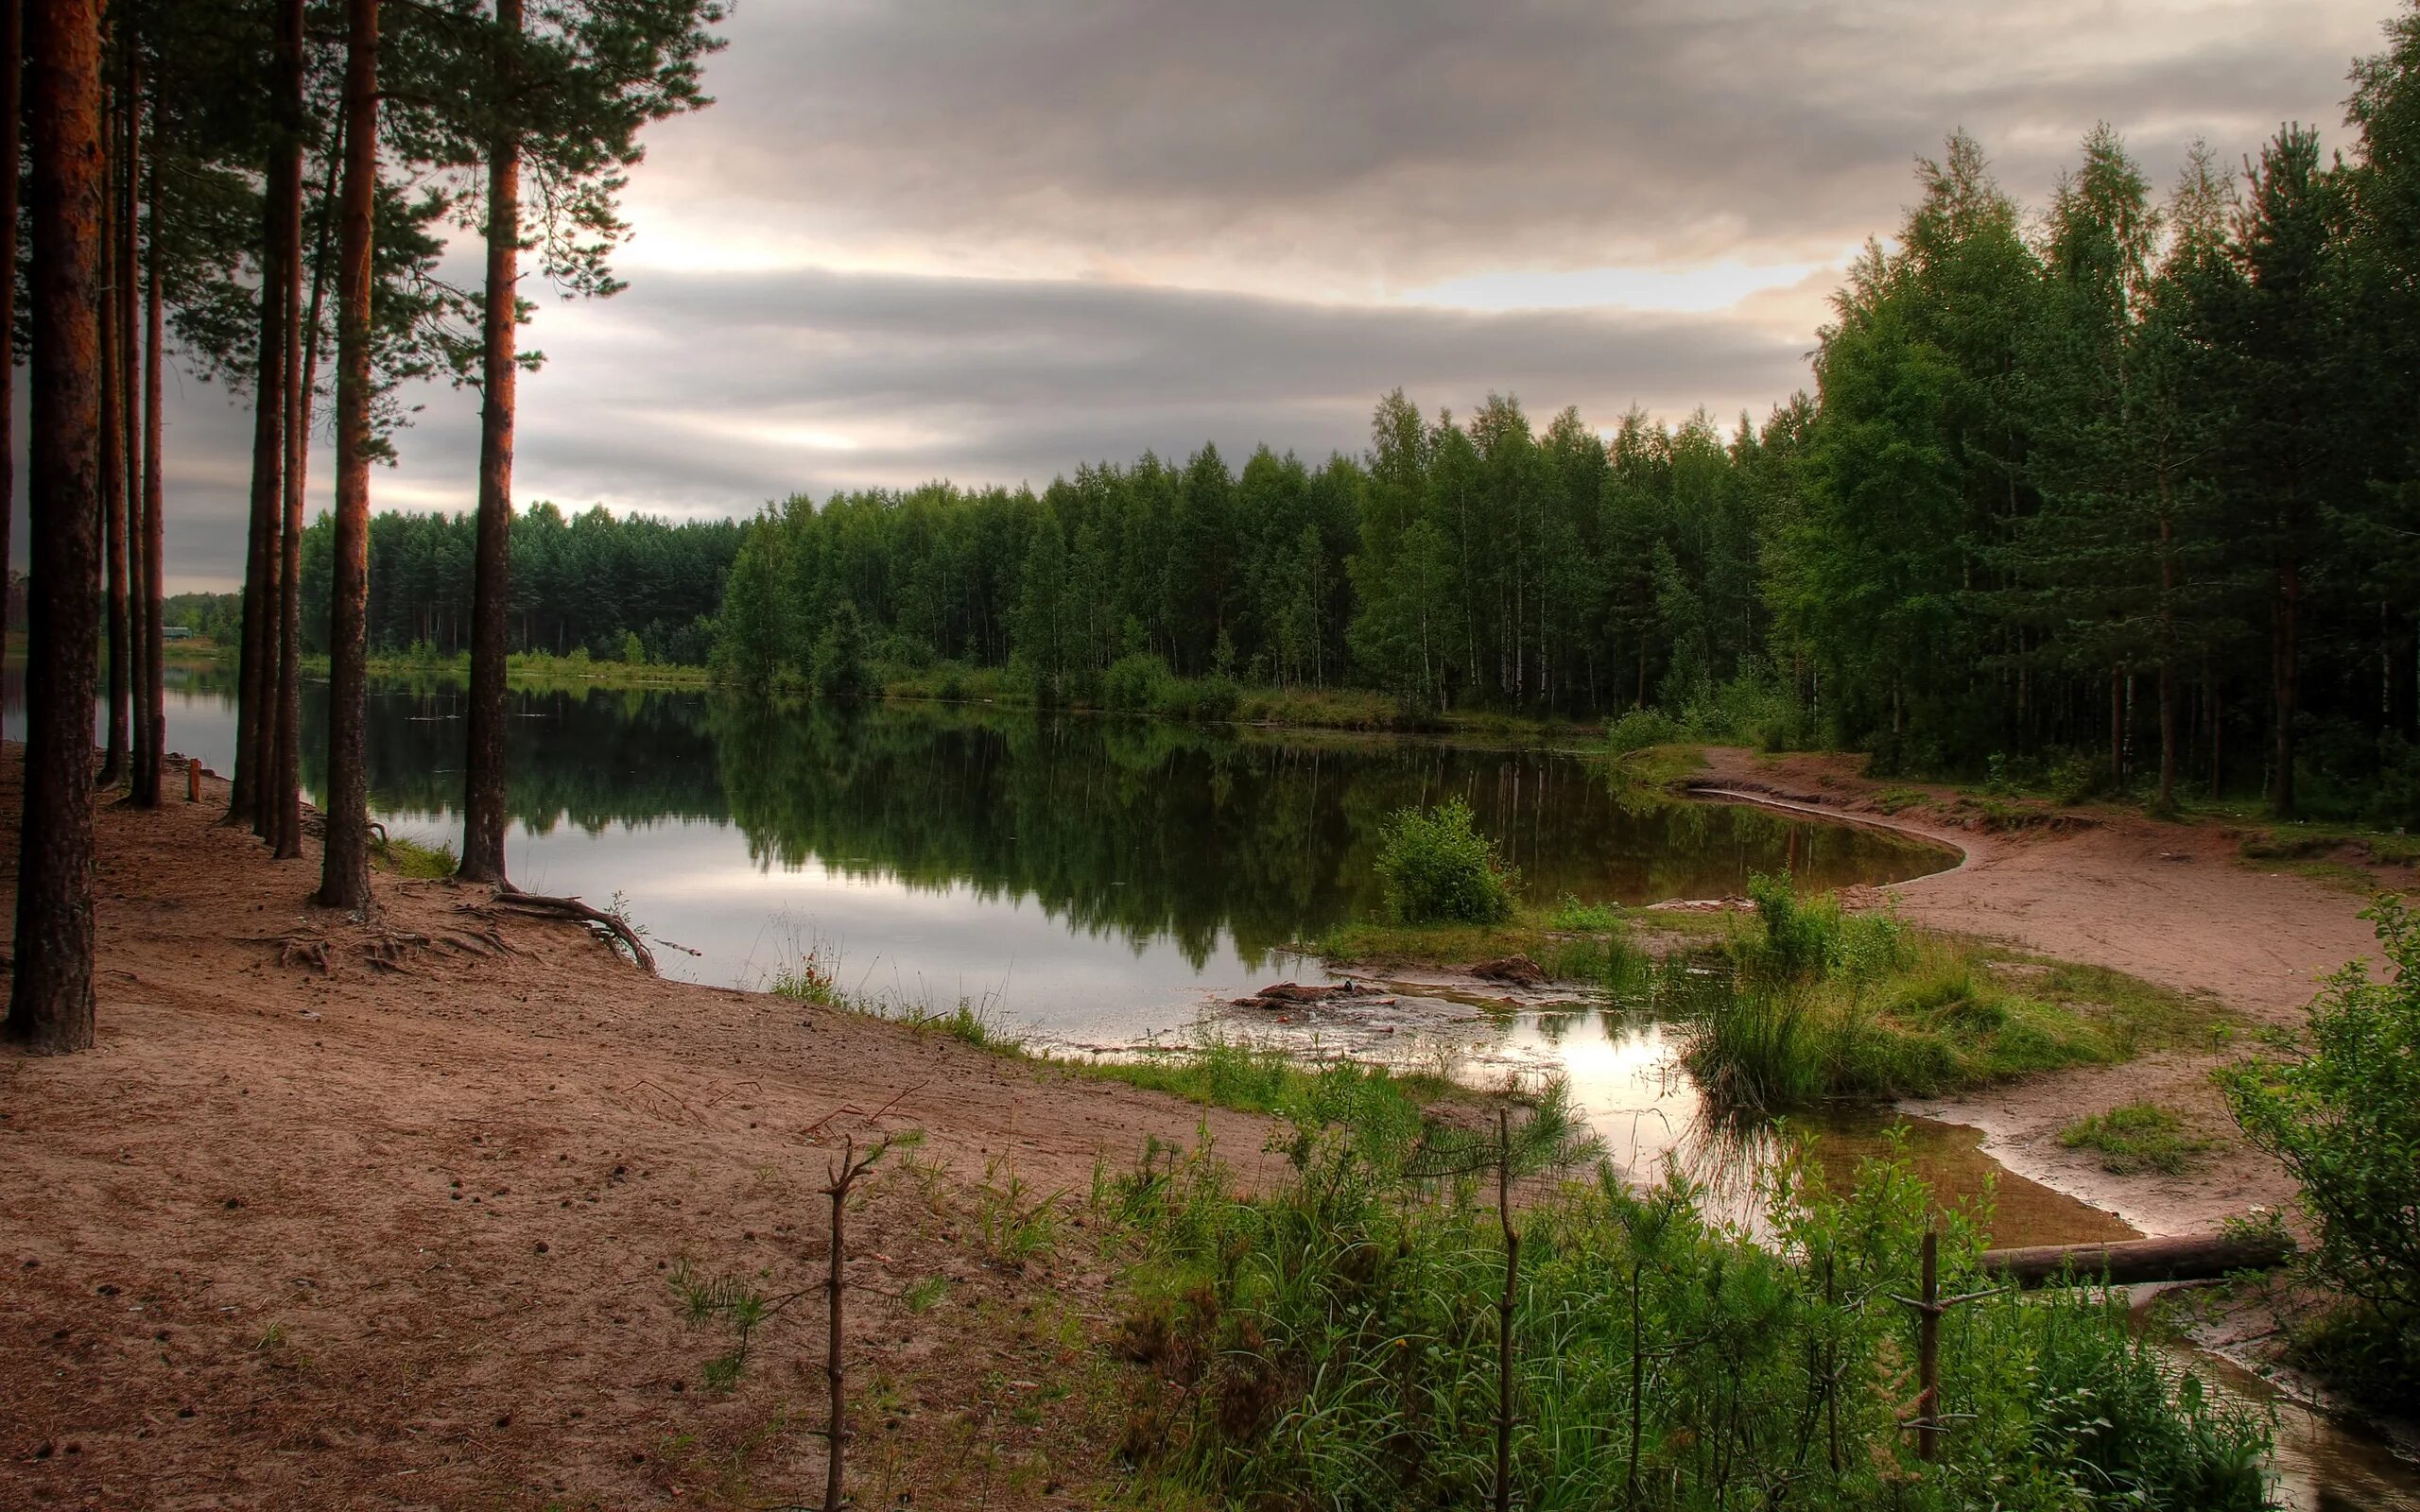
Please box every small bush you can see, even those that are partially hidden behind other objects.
[1606,707,1678,757]
[2221,895,2420,1387]
[1373,799,1519,924]
[1102,651,1173,713]
[2059,1103,2214,1176]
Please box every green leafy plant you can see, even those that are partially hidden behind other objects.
[1374,799,1519,924]
[2221,895,2420,1400]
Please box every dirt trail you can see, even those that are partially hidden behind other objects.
[1694,747,2404,1236]
[0,752,1273,1510]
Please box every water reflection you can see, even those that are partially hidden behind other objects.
[25,672,1950,1039]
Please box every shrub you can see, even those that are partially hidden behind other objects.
[617,628,647,665]
[1373,799,1519,924]
[1606,707,1678,757]
[1102,651,1173,713]
[2221,895,2420,1385]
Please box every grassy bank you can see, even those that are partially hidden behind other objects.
[1102,1068,2270,1511]
[1680,879,2226,1108]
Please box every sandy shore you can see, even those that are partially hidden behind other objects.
[1693,747,2399,1236]
[0,751,1275,1509]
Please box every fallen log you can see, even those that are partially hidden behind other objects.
[490,887,658,975]
[1979,1230,2295,1288]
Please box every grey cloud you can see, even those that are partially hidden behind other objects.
[119,266,1806,587]
[637,0,2387,277]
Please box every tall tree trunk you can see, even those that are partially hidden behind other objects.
[228,122,288,829]
[0,0,21,658]
[8,0,107,1054]
[95,75,124,790]
[137,66,164,808]
[316,0,378,911]
[2272,557,2299,818]
[269,0,312,860]
[124,43,158,806]
[458,0,522,884]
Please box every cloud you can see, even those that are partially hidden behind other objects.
[622,0,2388,290]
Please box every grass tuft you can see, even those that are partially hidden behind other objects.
[2059,1103,2215,1176]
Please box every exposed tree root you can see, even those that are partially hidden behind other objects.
[486,886,657,975]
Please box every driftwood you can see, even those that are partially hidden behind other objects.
[1979,1230,2295,1288]
[1233,980,1394,1009]
[488,887,657,975]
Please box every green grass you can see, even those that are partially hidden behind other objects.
[372,832,458,878]
[1073,1039,1461,1124]
[2059,1103,2216,1176]
[1103,1092,2271,1511]
[1681,879,2233,1109]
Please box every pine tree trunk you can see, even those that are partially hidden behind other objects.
[137,82,164,808]
[316,0,379,911]
[0,0,21,661]
[118,51,140,796]
[269,0,311,860]
[95,82,125,791]
[8,0,107,1055]
[458,0,522,885]
[228,114,288,829]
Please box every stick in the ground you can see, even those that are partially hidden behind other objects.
[822,1133,890,1512]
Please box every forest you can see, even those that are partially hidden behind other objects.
[717,39,2420,827]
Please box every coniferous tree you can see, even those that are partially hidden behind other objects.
[9,0,107,1054]
[318,0,381,911]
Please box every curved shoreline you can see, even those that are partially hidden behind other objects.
[1681,780,1973,885]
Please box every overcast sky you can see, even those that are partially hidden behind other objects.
[27,0,2402,590]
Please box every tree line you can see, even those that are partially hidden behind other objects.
[7,0,721,1055]
[717,7,2420,829]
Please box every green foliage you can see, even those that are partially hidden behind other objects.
[1605,708,1678,756]
[1687,884,2205,1108]
[302,502,738,667]
[2221,896,2420,1387]
[372,833,458,879]
[1374,799,1519,924]
[1107,1112,2266,1510]
[2058,1103,2215,1175]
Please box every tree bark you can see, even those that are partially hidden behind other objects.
[269,0,310,859]
[0,0,21,659]
[8,0,107,1055]
[228,86,288,830]
[95,72,124,790]
[136,64,164,808]
[316,0,378,911]
[458,0,522,884]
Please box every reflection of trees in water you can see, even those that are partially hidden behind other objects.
[126,673,1950,964]
[298,680,730,833]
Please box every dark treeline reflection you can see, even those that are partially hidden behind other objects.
[204,677,1943,968]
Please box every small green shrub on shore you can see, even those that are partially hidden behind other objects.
[1374,799,1520,924]
[2059,1103,2214,1175]
[2221,895,2420,1407]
